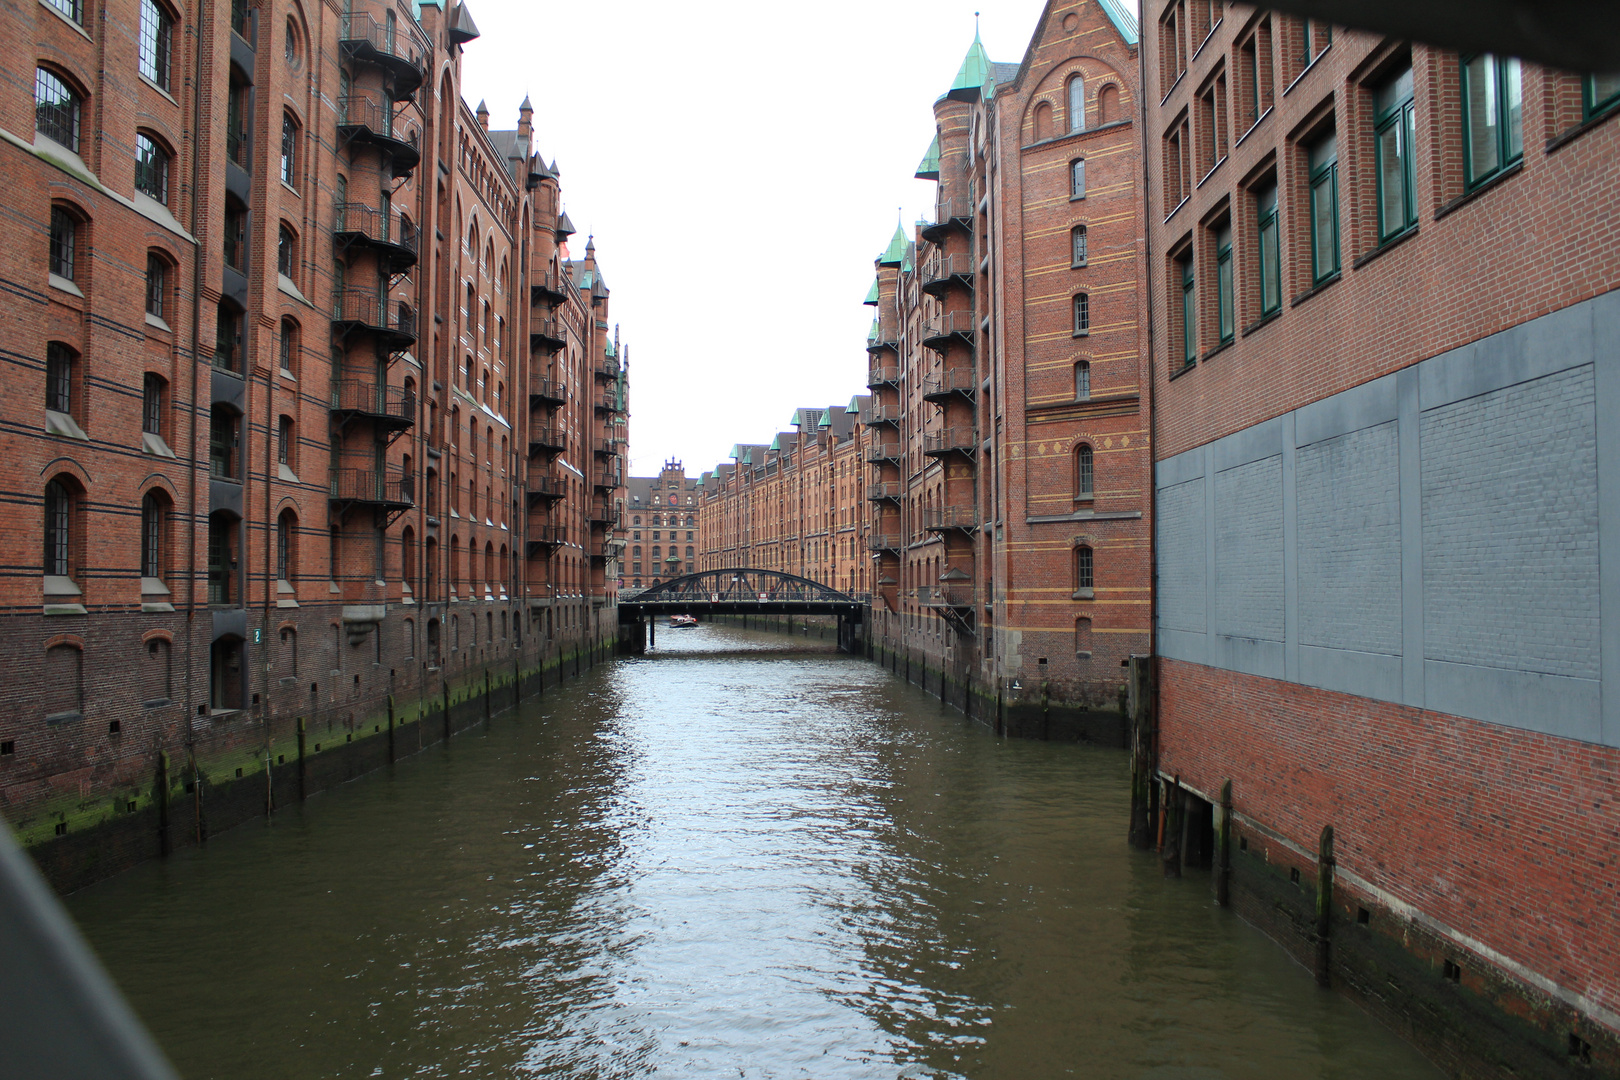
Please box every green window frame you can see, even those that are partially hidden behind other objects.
[1179,255,1196,368]
[1374,67,1417,244]
[1461,54,1522,188]
[1256,183,1280,315]
[1215,224,1234,344]
[1308,133,1339,283]
[1586,74,1620,120]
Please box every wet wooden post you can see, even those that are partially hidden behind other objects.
[1127,655,1156,849]
[1162,776,1183,877]
[295,718,307,802]
[441,682,451,742]
[386,694,396,764]
[1216,779,1233,907]
[1315,825,1335,987]
[156,752,171,857]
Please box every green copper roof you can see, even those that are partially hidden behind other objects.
[915,135,940,180]
[863,278,880,305]
[946,30,993,101]
[901,243,914,273]
[878,223,907,267]
[1097,0,1141,44]
[769,434,783,451]
[848,394,864,413]
[867,317,881,342]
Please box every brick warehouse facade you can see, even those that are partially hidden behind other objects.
[623,458,701,590]
[1142,7,1620,1077]
[693,0,1149,739]
[0,0,629,891]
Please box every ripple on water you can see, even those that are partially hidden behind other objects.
[67,623,1440,1080]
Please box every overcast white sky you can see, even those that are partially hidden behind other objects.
[457,0,1050,478]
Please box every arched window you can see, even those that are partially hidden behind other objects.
[1073,293,1090,334]
[135,133,171,204]
[139,0,175,90]
[284,16,302,67]
[1098,84,1119,125]
[49,205,79,280]
[280,112,299,187]
[45,342,76,415]
[1075,444,1094,498]
[1074,361,1091,401]
[1070,158,1087,199]
[1067,75,1086,132]
[274,509,296,582]
[141,491,169,580]
[402,525,416,585]
[145,253,169,320]
[1074,544,1095,592]
[1075,617,1093,659]
[35,68,82,152]
[1071,224,1087,267]
[278,224,297,277]
[1033,100,1053,141]
[145,637,173,701]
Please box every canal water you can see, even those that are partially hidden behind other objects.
[68,623,1440,1080]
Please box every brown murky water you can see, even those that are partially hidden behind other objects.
[68,623,1439,1079]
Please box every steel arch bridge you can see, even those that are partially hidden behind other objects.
[619,568,866,617]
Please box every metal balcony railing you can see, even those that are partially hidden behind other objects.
[338,13,427,98]
[526,525,564,557]
[922,368,977,401]
[329,380,415,424]
[922,196,975,240]
[333,201,418,268]
[867,362,900,388]
[328,467,414,506]
[867,533,902,552]
[529,375,565,407]
[866,441,902,463]
[924,506,978,532]
[595,470,623,490]
[589,503,619,526]
[866,482,902,502]
[867,326,899,351]
[916,585,974,608]
[595,357,621,380]
[526,474,564,503]
[922,428,977,456]
[529,424,565,454]
[864,402,902,424]
[921,310,977,350]
[921,253,975,294]
[532,317,565,350]
[331,290,417,347]
[530,268,567,304]
[335,97,420,176]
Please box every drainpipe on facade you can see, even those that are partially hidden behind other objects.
[182,0,208,772]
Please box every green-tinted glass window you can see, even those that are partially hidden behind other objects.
[1374,67,1417,243]
[1308,132,1339,283]
[1462,54,1522,188]
[1256,183,1280,315]
[1586,74,1620,120]
[1215,224,1234,343]
[1179,256,1196,367]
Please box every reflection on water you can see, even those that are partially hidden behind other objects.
[68,623,1438,1079]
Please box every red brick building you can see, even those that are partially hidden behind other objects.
[0,0,628,888]
[1143,7,1620,1074]
[624,459,701,589]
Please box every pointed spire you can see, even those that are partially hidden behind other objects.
[878,220,907,267]
[475,99,489,129]
[915,134,941,180]
[585,233,596,253]
[946,24,994,102]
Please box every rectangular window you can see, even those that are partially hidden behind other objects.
[135,134,168,203]
[44,0,82,24]
[1071,225,1087,266]
[1374,66,1417,242]
[1215,224,1234,343]
[46,343,73,413]
[1160,2,1186,90]
[1256,183,1280,315]
[278,417,293,465]
[1073,293,1090,335]
[139,0,173,91]
[1070,158,1086,199]
[1197,74,1227,176]
[210,413,237,479]
[1178,254,1196,368]
[49,207,76,280]
[224,202,247,271]
[214,307,243,372]
[1303,18,1330,66]
[228,79,249,167]
[1308,132,1339,282]
[1587,74,1620,119]
[1462,54,1523,188]
[280,115,298,187]
[1076,546,1094,589]
[143,375,163,435]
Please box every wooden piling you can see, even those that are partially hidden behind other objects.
[1315,825,1335,987]
[296,717,307,802]
[1216,779,1232,907]
[1162,776,1183,877]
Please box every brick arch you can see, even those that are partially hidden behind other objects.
[45,633,85,651]
[41,455,92,487]
[141,628,173,644]
[274,493,305,517]
[1023,57,1127,136]
[137,471,179,499]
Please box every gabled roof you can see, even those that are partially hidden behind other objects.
[915,135,940,180]
[878,223,907,267]
[448,1,480,43]
[1097,0,1140,45]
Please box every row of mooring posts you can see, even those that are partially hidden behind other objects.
[1126,654,1335,988]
